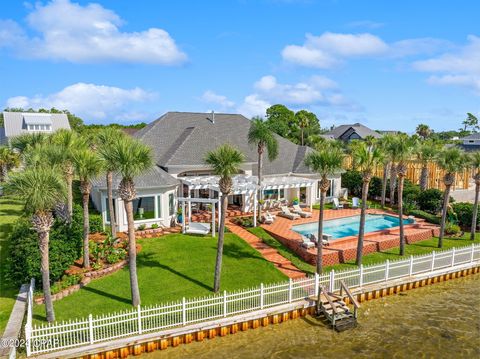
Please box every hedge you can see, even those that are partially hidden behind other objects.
[452,202,480,229]
[408,209,441,224]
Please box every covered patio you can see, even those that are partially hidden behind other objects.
[179,175,317,225]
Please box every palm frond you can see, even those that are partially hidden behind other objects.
[204,144,245,178]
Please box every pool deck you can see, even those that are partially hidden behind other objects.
[261,209,440,266]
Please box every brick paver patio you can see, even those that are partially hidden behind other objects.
[261,209,440,266]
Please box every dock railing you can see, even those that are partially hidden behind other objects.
[26,244,480,356]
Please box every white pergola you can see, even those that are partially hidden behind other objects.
[178,197,219,237]
[179,175,316,227]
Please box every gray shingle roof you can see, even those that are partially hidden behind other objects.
[134,112,316,176]
[91,166,179,190]
[461,133,480,140]
[2,112,71,139]
[324,123,381,140]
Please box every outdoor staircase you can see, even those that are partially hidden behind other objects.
[316,281,360,332]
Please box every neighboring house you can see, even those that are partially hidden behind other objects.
[0,112,71,145]
[458,133,480,152]
[323,122,382,142]
[91,112,343,231]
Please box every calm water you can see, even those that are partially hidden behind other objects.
[293,214,414,239]
[145,275,480,359]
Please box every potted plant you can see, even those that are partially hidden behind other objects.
[292,197,299,205]
[177,207,183,224]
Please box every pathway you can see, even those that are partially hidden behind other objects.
[226,220,306,279]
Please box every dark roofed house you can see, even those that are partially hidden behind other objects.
[459,133,480,152]
[323,122,381,142]
[91,112,344,232]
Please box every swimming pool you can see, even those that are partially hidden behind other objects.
[292,214,414,240]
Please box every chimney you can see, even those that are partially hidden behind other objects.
[211,110,215,124]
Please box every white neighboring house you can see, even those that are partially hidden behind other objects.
[0,112,71,145]
[91,111,344,232]
[459,133,480,152]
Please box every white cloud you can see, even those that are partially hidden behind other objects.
[413,35,480,94]
[282,32,388,68]
[6,83,157,121]
[200,90,235,109]
[0,0,187,64]
[346,20,384,30]
[237,94,271,118]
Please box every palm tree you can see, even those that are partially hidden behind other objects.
[205,144,245,292]
[393,134,417,256]
[378,135,395,208]
[97,128,126,238]
[0,146,20,182]
[350,141,382,265]
[436,147,468,248]
[305,147,344,315]
[50,129,79,222]
[248,118,278,223]
[6,166,65,322]
[73,148,104,268]
[416,140,439,191]
[305,146,345,277]
[416,124,432,140]
[295,110,310,146]
[10,132,48,154]
[110,136,153,306]
[383,134,398,206]
[469,152,480,240]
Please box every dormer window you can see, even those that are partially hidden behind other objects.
[23,114,53,132]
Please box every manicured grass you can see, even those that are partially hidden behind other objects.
[0,195,24,335]
[33,233,286,323]
[248,227,316,275]
[249,226,480,274]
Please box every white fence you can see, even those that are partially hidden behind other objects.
[26,244,480,355]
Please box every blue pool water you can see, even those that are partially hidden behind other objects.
[292,214,414,240]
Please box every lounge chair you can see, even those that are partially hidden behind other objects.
[265,211,276,219]
[292,204,312,218]
[352,197,360,209]
[261,212,275,224]
[310,234,330,246]
[186,222,210,235]
[301,236,315,249]
[332,198,344,210]
[278,206,300,220]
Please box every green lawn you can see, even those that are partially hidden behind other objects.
[33,233,286,323]
[0,195,24,335]
[249,227,480,274]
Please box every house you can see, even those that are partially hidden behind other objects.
[0,112,71,145]
[323,122,381,142]
[91,112,344,232]
[458,133,480,152]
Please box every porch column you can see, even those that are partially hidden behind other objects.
[218,197,221,226]
[187,185,192,222]
[253,191,257,227]
[182,200,186,234]
[212,200,216,237]
[310,186,313,211]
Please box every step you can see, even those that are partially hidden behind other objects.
[334,317,357,332]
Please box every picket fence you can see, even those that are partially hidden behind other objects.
[25,244,480,356]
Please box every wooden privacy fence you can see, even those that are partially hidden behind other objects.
[344,157,472,190]
[25,244,480,356]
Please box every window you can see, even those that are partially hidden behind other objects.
[279,189,285,199]
[317,180,335,198]
[132,196,155,220]
[263,189,278,200]
[169,193,175,216]
[105,198,116,223]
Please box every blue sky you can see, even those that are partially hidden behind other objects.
[0,0,479,132]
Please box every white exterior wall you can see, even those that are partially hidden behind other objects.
[91,186,178,232]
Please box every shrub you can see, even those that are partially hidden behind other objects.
[151,223,159,229]
[417,188,444,214]
[137,224,146,230]
[341,170,362,197]
[51,274,82,294]
[106,248,126,264]
[368,177,383,198]
[408,209,441,224]
[232,216,255,228]
[445,222,461,236]
[89,213,104,234]
[452,202,480,229]
[6,207,83,286]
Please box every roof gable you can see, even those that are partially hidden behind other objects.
[2,112,70,138]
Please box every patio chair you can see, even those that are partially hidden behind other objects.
[265,210,277,219]
[278,206,300,220]
[301,236,315,249]
[261,212,275,224]
[292,204,312,218]
[332,198,344,210]
[310,234,330,246]
[352,197,360,209]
